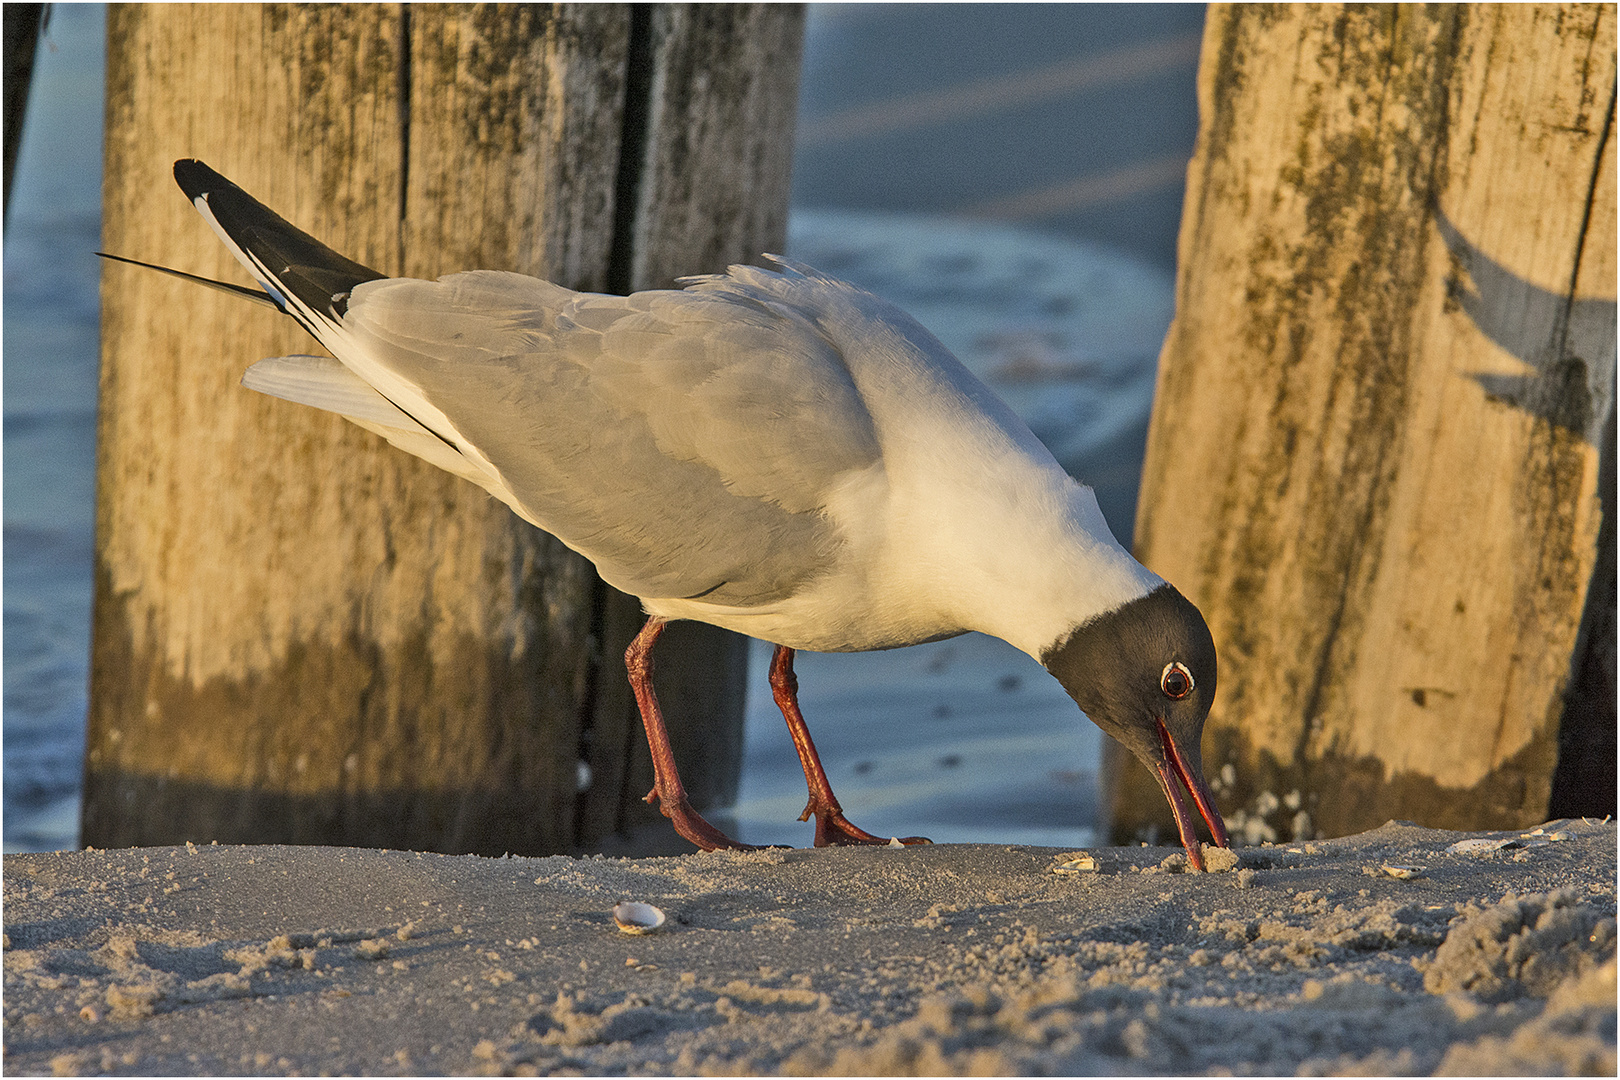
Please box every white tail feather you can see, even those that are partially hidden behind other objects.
[242,355,495,488]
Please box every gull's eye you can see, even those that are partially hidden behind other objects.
[1161,661,1194,700]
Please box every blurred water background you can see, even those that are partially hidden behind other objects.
[5,2,106,852]
[3,4,1201,852]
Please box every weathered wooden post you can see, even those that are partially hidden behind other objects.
[84,4,804,854]
[1114,4,1615,844]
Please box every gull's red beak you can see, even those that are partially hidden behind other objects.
[1152,718,1230,871]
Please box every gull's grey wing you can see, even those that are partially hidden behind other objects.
[337,269,882,605]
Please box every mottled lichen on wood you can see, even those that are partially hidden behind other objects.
[1125,4,1613,843]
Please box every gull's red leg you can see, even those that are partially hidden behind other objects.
[770,645,931,847]
[626,617,754,851]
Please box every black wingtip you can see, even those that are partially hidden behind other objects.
[171,158,386,324]
[173,158,228,201]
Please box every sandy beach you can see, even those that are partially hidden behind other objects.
[3,819,1613,1076]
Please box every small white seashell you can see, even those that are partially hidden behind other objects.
[1447,837,1521,854]
[612,901,666,935]
[1053,854,1097,874]
[1380,864,1425,880]
[887,837,904,848]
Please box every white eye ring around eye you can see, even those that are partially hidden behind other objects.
[1161,661,1194,700]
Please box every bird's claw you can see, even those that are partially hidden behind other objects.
[646,787,760,852]
[803,801,932,847]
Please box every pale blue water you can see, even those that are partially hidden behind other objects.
[4,4,107,852]
[3,6,1186,853]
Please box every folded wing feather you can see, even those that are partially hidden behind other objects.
[285,268,883,607]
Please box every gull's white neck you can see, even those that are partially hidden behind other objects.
[883,436,1165,659]
[805,296,1167,660]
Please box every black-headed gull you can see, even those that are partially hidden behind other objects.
[105,160,1230,868]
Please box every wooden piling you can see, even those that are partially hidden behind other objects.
[84,4,804,854]
[1117,4,1616,843]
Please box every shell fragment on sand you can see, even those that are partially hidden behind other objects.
[612,902,667,935]
[1445,832,1568,855]
[1448,837,1523,854]
[1053,854,1098,873]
